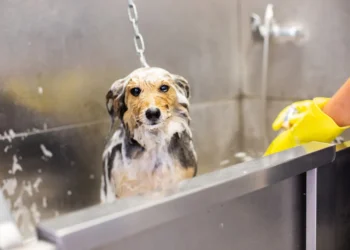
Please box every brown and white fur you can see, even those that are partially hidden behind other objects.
[101,67,197,202]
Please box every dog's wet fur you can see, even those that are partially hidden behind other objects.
[101,67,197,202]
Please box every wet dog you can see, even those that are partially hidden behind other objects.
[101,67,197,202]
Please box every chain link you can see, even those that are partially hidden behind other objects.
[127,0,149,67]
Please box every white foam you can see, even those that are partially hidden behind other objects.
[11,191,34,236]
[0,130,15,142]
[40,144,53,158]
[220,159,230,166]
[11,155,23,174]
[4,145,11,153]
[234,152,247,158]
[2,178,18,196]
[9,129,16,138]
[23,181,33,197]
[33,178,42,192]
[13,195,22,209]
[38,87,44,95]
[243,156,254,162]
[30,203,41,223]
[0,222,22,249]
[42,197,48,208]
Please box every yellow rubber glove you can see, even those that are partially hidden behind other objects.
[264,97,350,156]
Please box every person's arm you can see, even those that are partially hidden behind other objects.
[323,79,350,127]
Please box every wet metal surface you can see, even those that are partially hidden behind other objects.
[316,143,350,250]
[37,142,335,250]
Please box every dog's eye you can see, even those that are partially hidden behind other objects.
[159,85,169,93]
[130,87,141,97]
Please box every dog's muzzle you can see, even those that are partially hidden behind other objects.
[145,107,161,124]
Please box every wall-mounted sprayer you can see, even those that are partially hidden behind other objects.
[250,4,305,149]
[250,4,305,43]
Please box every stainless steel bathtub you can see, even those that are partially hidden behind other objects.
[1,141,336,250]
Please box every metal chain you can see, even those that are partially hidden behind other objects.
[127,0,150,68]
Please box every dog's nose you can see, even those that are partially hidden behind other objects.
[145,108,161,122]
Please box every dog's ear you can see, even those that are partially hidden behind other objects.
[172,75,190,99]
[106,89,115,117]
[106,78,127,120]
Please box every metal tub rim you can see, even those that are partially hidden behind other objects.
[37,141,335,250]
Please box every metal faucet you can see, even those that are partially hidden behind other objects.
[250,4,305,149]
[250,4,304,43]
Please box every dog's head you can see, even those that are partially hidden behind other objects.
[106,67,191,136]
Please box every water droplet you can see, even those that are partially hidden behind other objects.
[33,177,42,192]
[38,87,43,95]
[220,159,230,166]
[40,144,53,158]
[235,152,247,158]
[42,197,48,208]
[11,155,23,174]
[4,145,11,153]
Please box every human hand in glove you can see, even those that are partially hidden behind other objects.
[264,79,350,156]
